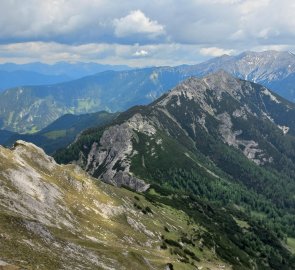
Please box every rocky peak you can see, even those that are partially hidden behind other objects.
[157,71,249,110]
[78,113,152,192]
[10,140,57,172]
[202,69,241,87]
[190,50,295,86]
[238,50,294,61]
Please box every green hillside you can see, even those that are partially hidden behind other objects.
[55,72,295,269]
[0,68,186,133]
[2,111,117,154]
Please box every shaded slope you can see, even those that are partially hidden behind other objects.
[2,111,117,154]
[0,130,16,145]
[0,68,186,132]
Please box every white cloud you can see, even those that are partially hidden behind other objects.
[0,1,295,65]
[205,0,242,4]
[230,29,246,40]
[200,47,235,57]
[113,10,165,38]
[239,0,270,15]
[133,50,149,57]
[1,40,295,68]
[0,42,112,63]
[0,41,212,66]
[252,44,292,52]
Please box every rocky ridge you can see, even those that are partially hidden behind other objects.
[63,71,295,189]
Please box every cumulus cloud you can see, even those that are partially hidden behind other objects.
[1,0,295,47]
[113,10,165,38]
[133,50,149,57]
[0,41,215,66]
[204,0,242,4]
[200,47,235,57]
[0,0,295,65]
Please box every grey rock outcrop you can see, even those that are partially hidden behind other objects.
[81,114,155,192]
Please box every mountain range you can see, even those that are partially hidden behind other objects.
[0,61,131,80]
[0,62,131,93]
[187,50,295,101]
[0,67,184,132]
[54,71,295,268]
[1,50,295,133]
[1,69,295,268]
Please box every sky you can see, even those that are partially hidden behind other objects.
[0,0,295,67]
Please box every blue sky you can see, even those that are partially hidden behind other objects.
[0,0,295,66]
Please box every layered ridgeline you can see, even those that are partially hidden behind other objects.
[0,68,184,133]
[2,50,295,133]
[0,111,117,154]
[188,50,295,101]
[1,142,294,270]
[0,61,130,80]
[55,71,295,267]
[0,70,70,92]
[0,61,130,91]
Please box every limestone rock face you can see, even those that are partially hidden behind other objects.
[80,114,156,192]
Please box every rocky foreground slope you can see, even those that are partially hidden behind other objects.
[0,140,236,270]
[2,141,295,269]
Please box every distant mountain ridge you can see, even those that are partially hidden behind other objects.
[0,70,70,91]
[0,61,131,79]
[2,50,295,133]
[0,67,185,132]
[187,50,295,101]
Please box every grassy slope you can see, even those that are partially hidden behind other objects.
[0,141,230,270]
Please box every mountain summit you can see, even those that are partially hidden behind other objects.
[190,50,295,101]
[57,72,295,187]
[193,50,295,82]
[55,72,295,268]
